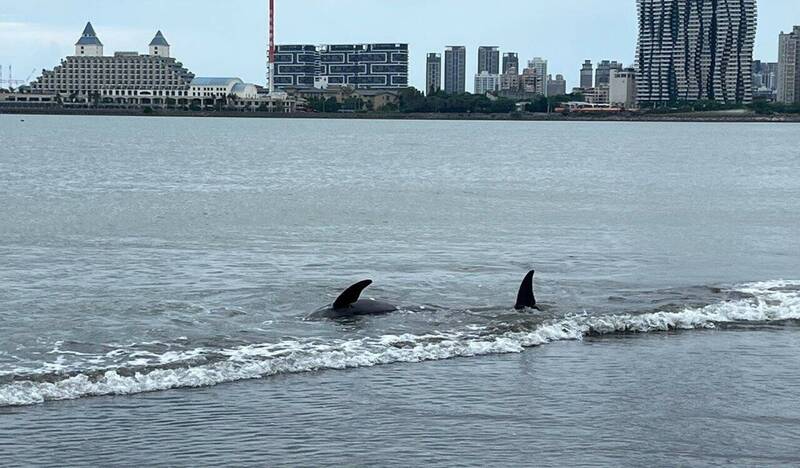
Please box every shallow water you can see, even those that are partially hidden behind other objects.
[1,115,799,464]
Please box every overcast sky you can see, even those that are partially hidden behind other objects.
[0,0,797,90]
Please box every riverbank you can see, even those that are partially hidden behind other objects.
[2,106,799,122]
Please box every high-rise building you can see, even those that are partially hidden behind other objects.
[580,60,594,89]
[445,46,466,94]
[273,43,409,90]
[527,57,548,96]
[609,68,637,108]
[546,74,567,97]
[273,45,320,88]
[595,60,623,87]
[426,53,442,95]
[777,26,800,104]
[502,52,519,73]
[474,71,501,95]
[477,46,500,74]
[635,0,757,105]
[319,44,408,89]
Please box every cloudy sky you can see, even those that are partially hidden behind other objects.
[0,0,796,90]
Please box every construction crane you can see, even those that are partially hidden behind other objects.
[0,65,35,90]
[267,0,275,93]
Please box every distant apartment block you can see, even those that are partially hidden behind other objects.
[500,67,520,92]
[426,53,442,94]
[502,52,519,73]
[477,46,500,74]
[777,26,800,104]
[520,67,544,95]
[595,60,623,87]
[580,60,594,89]
[273,43,409,90]
[474,71,500,95]
[635,0,757,105]
[527,58,548,95]
[546,74,566,97]
[445,46,466,94]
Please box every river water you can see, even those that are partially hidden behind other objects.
[1,115,799,466]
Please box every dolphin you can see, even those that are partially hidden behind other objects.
[514,270,539,310]
[307,279,398,320]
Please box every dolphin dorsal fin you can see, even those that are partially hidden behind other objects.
[514,270,536,310]
[333,280,373,309]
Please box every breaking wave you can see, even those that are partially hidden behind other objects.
[1,280,798,407]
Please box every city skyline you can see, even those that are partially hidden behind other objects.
[0,0,797,92]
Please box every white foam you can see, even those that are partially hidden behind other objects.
[1,280,798,407]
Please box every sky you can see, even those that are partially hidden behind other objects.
[0,0,797,91]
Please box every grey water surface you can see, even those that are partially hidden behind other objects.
[1,115,799,466]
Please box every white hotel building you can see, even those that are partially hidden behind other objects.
[27,22,291,111]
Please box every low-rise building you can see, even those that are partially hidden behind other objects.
[286,86,401,112]
[573,85,609,104]
[188,77,258,99]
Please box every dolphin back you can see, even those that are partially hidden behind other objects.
[333,280,373,309]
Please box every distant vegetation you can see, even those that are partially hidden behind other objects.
[305,96,366,113]
[641,99,800,115]
[749,100,800,115]
[302,88,590,115]
[397,88,516,113]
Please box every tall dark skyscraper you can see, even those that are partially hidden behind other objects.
[426,53,442,95]
[445,46,466,94]
[477,46,500,74]
[580,60,593,89]
[636,0,757,105]
[502,52,519,73]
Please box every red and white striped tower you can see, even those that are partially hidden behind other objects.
[268,0,275,93]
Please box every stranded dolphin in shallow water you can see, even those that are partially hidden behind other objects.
[307,280,398,320]
[514,270,539,310]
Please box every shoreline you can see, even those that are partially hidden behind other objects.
[2,107,799,123]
